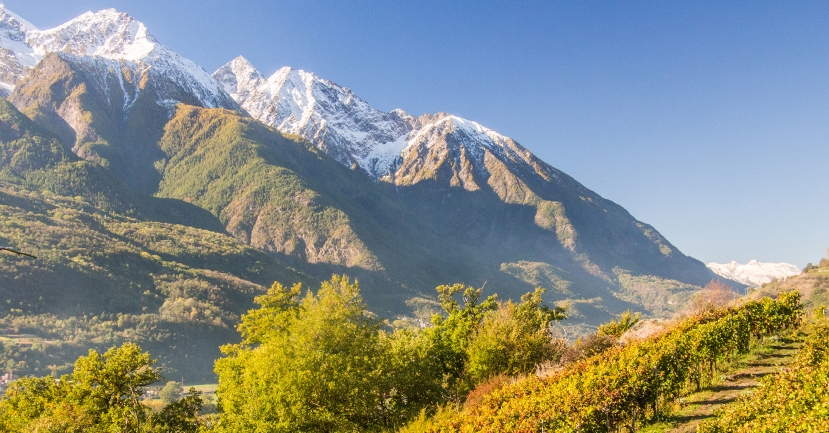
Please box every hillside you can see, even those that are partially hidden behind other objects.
[214,56,722,290]
[0,97,304,381]
[401,291,803,432]
[4,48,725,318]
[152,104,720,320]
[409,261,828,433]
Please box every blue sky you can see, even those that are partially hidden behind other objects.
[8,1,829,267]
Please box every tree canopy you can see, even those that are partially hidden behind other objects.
[215,276,567,432]
[0,342,203,433]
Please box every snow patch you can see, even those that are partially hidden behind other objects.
[0,4,38,32]
[360,133,409,177]
[0,5,40,72]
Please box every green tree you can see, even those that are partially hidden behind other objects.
[160,381,183,405]
[0,342,203,433]
[377,327,446,428]
[598,309,642,338]
[418,284,498,403]
[0,342,161,432]
[215,276,391,433]
[71,342,162,430]
[215,278,572,431]
[151,389,204,433]
[466,288,567,382]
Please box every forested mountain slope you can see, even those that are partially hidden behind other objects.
[4,48,725,320]
[0,97,303,380]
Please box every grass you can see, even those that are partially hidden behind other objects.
[185,383,218,394]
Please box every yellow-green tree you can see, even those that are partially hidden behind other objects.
[215,276,391,432]
[160,381,183,405]
[0,342,203,432]
[418,283,499,402]
[215,278,570,431]
[466,288,567,383]
[598,309,642,338]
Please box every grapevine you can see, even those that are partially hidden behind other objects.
[698,315,829,432]
[428,291,802,433]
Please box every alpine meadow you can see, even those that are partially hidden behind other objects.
[0,4,826,432]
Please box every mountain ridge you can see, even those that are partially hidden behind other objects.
[212,56,720,286]
[0,5,238,109]
[0,5,730,305]
[0,5,738,379]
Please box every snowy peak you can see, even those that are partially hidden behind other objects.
[707,260,801,287]
[214,58,413,172]
[27,9,156,60]
[0,5,38,94]
[212,58,539,182]
[0,4,38,33]
[0,6,237,109]
[213,55,264,101]
[26,9,231,108]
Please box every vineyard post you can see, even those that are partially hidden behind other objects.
[695,362,701,391]
[605,410,610,431]
[653,365,659,420]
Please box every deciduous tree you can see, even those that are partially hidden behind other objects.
[0,342,204,432]
[215,276,390,432]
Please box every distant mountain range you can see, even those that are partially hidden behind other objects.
[707,260,800,287]
[0,6,731,379]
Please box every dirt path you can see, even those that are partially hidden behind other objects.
[659,338,800,433]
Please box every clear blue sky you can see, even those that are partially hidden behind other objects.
[8,0,829,267]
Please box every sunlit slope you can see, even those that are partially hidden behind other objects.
[154,105,431,313]
[6,43,727,323]
[155,105,725,321]
[8,52,238,194]
[747,258,829,311]
[0,97,303,380]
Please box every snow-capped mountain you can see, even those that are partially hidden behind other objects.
[707,260,801,287]
[0,4,737,342]
[0,5,236,109]
[214,56,412,177]
[0,6,39,94]
[213,57,538,184]
[213,57,708,263]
